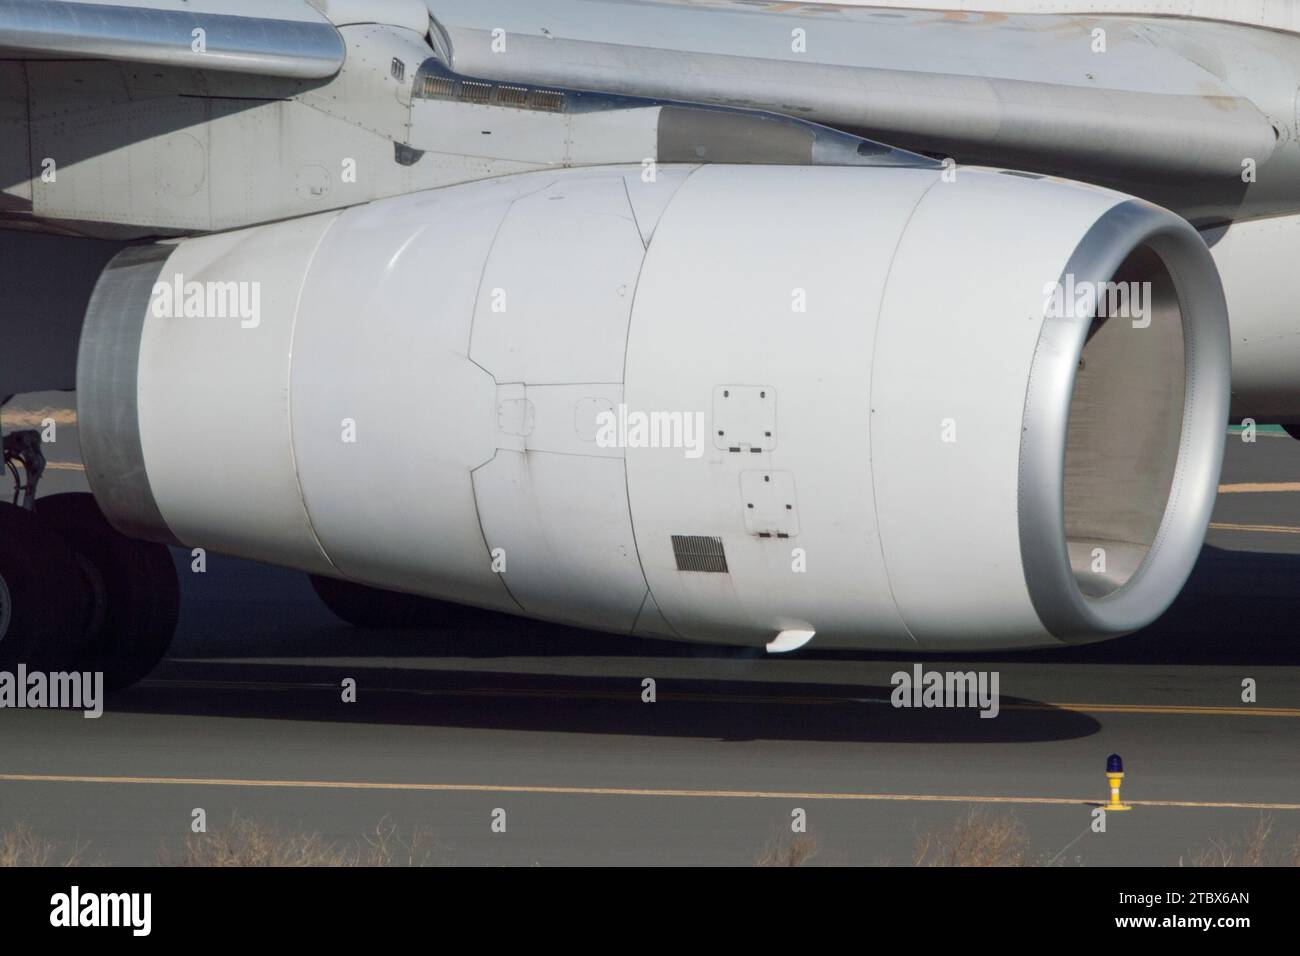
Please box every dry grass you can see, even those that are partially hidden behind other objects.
[1181,815,1300,867]
[159,815,438,867]
[754,832,819,867]
[913,809,1029,867]
[0,824,87,866]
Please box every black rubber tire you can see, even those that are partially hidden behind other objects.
[309,574,464,630]
[0,502,91,670]
[1284,424,1300,442]
[37,492,179,691]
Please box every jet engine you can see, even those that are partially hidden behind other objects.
[76,163,1230,650]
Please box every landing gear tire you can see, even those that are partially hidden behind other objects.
[37,492,180,691]
[309,574,465,630]
[0,502,91,670]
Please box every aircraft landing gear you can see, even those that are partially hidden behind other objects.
[38,493,179,690]
[0,501,92,670]
[2,427,178,689]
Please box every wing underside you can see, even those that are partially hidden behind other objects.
[424,0,1300,223]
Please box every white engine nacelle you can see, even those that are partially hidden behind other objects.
[77,164,1229,651]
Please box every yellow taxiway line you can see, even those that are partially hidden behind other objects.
[1005,702,1300,718]
[0,773,1297,810]
[1209,521,1300,534]
[1217,481,1300,493]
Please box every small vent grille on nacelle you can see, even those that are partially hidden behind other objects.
[528,89,566,112]
[420,75,456,98]
[497,85,530,108]
[672,535,729,573]
[461,80,492,104]
[415,73,568,113]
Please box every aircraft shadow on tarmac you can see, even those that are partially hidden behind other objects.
[120,661,1102,744]
[103,542,1300,742]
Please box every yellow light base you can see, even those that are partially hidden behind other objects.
[1104,772,1132,811]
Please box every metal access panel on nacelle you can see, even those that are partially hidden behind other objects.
[473,451,648,632]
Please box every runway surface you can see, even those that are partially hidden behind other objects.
[1,424,1298,865]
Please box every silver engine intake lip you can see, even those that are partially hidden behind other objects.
[1019,200,1230,643]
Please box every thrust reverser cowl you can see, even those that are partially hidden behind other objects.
[77,164,1229,651]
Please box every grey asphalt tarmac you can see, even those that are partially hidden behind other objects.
[0,422,1298,866]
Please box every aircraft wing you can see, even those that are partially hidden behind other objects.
[425,0,1300,223]
[0,0,346,79]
